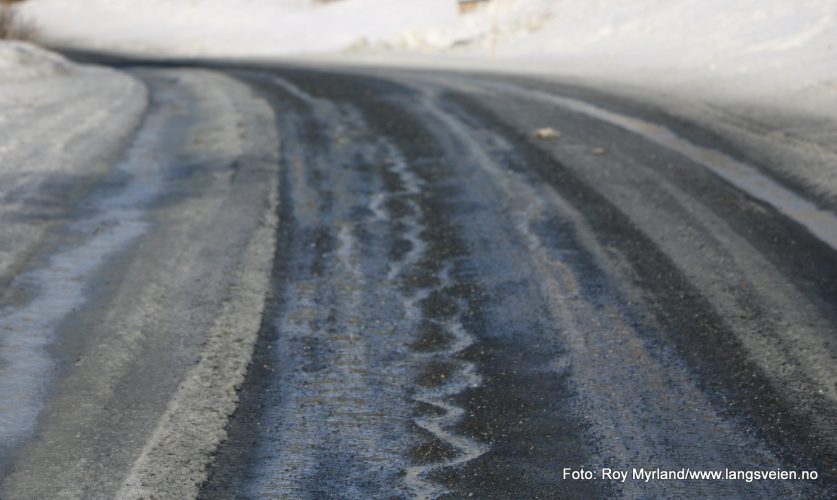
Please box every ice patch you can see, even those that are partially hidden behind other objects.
[0,88,173,450]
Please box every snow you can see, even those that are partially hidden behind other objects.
[12,1,835,200]
[475,1,837,91]
[21,0,459,56]
[19,0,835,105]
[20,1,836,71]
[11,1,834,195]
[0,41,147,283]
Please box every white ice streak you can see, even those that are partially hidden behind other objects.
[373,152,486,498]
[363,132,486,498]
[379,147,426,282]
[402,265,486,499]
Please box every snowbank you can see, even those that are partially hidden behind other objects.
[17,1,837,116]
[21,1,836,67]
[21,0,458,57]
[396,1,837,91]
[370,0,837,121]
[21,1,836,90]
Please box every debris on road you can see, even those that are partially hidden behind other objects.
[534,127,561,140]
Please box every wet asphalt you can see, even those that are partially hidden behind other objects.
[200,66,835,498]
[0,55,835,499]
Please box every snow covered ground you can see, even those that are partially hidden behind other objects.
[18,0,836,113]
[8,1,834,218]
[0,42,146,284]
[20,0,460,57]
[19,1,834,74]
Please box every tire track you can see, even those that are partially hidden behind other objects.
[410,87,810,497]
[201,73,491,499]
[244,79,411,498]
[202,67,836,498]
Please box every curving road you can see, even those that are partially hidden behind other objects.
[1,60,835,499]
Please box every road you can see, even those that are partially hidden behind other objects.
[0,59,835,499]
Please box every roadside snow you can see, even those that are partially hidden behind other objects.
[21,1,836,105]
[14,1,837,196]
[0,41,147,284]
[21,1,836,74]
[21,0,458,56]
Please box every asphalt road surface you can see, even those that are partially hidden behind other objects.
[0,58,835,499]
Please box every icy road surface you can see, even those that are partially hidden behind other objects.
[0,55,835,498]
